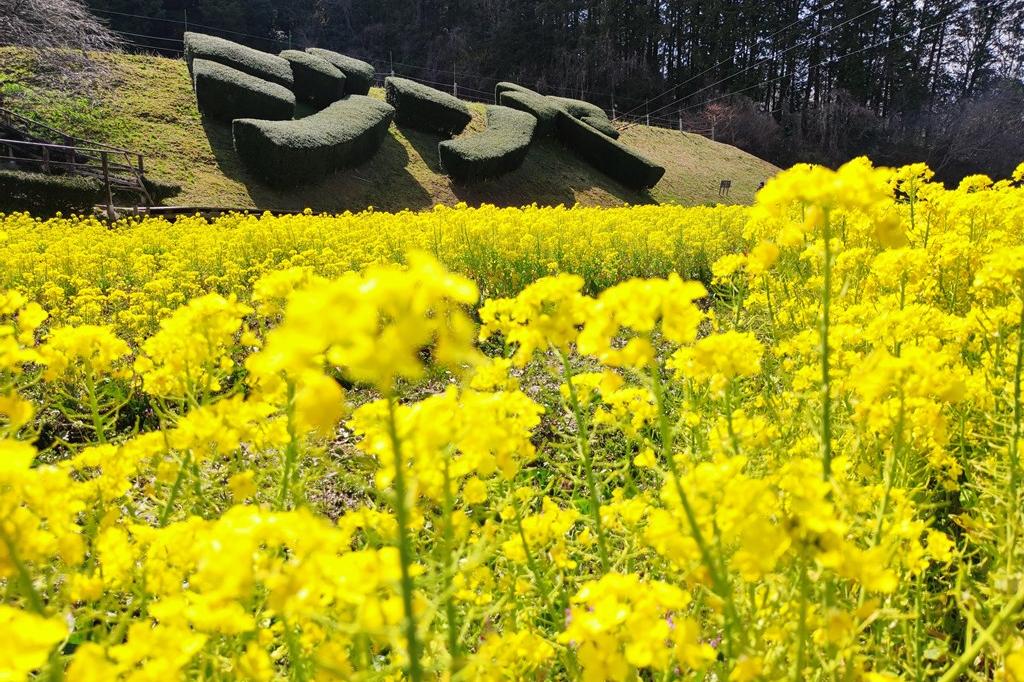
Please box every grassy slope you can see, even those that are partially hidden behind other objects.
[0,49,778,211]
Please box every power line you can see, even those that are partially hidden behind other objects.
[93,7,288,45]
[114,30,184,44]
[672,14,953,118]
[642,3,885,122]
[120,40,181,55]
[386,60,648,106]
[618,0,845,119]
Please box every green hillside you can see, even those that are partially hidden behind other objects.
[0,49,778,211]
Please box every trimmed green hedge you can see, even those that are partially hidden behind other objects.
[494,84,619,139]
[384,77,471,135]
[280,50,345,108]
[548,96,620,138]
[232,95,395,187]
[193,59,295,122]
[548,96,607,120]
[495,82,534,100]
[306,49,375,96]
[0,170,102,216]
[555,110,665,190]
[580,114,620,139]
[438,105,537,183]
[498,90,560,136]
[184,32,293,88]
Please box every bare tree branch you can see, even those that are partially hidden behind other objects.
[0,0,122,94]
[0,0,121,52]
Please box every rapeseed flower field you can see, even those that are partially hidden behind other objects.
[2,158,1024,681]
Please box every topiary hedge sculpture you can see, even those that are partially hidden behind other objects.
[232,95,395,187]
[438,105,537,183]
[192,59,295,122]
[0,170,102,216]
[496,84,620,139]
[498,89,560,136]
[548,96,608,120]
[495,82,534,100]
[384,77,471,136]
[580,114,620,139]
[555,110,664,190]
[306,49,375,96]
[279,50,345,108]
[548,96,620,138]
[184,32,293,88]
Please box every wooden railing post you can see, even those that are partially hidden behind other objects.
[102,151,115,221]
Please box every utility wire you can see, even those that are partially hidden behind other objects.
[618,1,884,121]
[114,30,184,44]
[93,7,289,45]
[671,14,953,118]
[120,40,181,54]
[618,0,845,118]
[642,2,885,120]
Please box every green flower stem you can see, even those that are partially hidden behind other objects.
[277,382,299,511]
[792,559,809,682]
[1009,278,1024,492]
[84,371,106,444]
[281,616,308,682]
[821,208,834,480]
[0,525,45,613]
[159,451,191,527]
[558,349,610,573]
[914,573,925,682]
[937,587,1024,682]
[386,395,423,682]
[724,380,741,455]
[509,491,556,624]
[872,397,906,546]
[441,459,461,672]
[763,274,777,338]
[1005,279,1024,573]
[650,362,740,657]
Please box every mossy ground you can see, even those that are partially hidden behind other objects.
[0,49,778,211]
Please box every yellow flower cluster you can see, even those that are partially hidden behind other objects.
[1,159,1024,681]
[0,204,747,345]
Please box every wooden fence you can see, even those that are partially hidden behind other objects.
[0,106,152,217]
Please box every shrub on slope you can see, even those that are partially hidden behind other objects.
[183,32,293,88]
[232,95,395,187]
[279,50,345,108]
[494,81,534,100]
[192,59,295,122]
[0,170,102,216]
[438,105,537,183]
[306,49,375,96]
[385,76,471,136]
[548,96,608,120]
[497,86,617,138]
[580,114,620,139]
[555,110,665,190]
[498,89,560,136]
[548,96,620,138]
